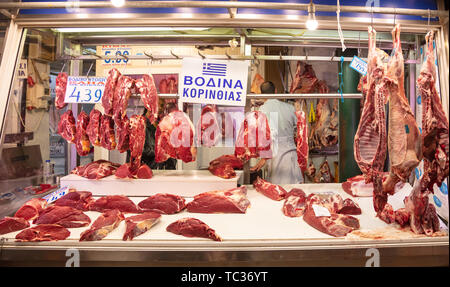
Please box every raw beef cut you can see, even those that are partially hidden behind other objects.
[75,111,91,156]
[89,195,141,213]
[100,115,116,150]
[14,198,48,221]
[251,73,265,94]
[394,208,410,227]
[138,193,186,214]
[417,30,449,192]
[122,212,161,241]
[54,190,94,211]
[71,160,120,179]
[186,186,250,214]
[208,154,243,179]
[253,176,287,201]
[290,62,318,94]
[309,98,338,149]
[353,26,389,215]
[341,173,405,197]
[101,68,121,116]
[295,110,308,173]
[55,72,68,109]
[135,74,159,124]
[313,161,335,183]
[113,75,135,125]
[303,194,360,237]
[33,205,91,228]
[155,111,197,163]
[0,217,30,235]
[197,105,221,147]
[115,163,153,179]
[235,111,272,161]
[79,209,124,241]
[86,109,102,146]
[16,224,70,242]
[166,218,222,241]
[383,24,422,196]
[116,115,130,153]
[282,188,307,217]
[159,76,177,94]
[378,203,395,224]
[58,109,77,143]
[129,115,146,170]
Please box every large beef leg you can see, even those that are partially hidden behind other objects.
[383,24,422,197]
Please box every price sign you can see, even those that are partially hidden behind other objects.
[42,186,69,204]
[349,56,368,76]
[64,76,106,104]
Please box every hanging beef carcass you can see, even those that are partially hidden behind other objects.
[113,75,135,125]
[251,73,265,94]
[417,31,449,191]
[100,114,116,150]
[116,115,130,153]
[101,68,121,117]
[196,105,221,147]
[75,111,91,156]
[58,110,77,143]
[296,109,309,174]
[235,111,272,162]
[155,111,197,163]
[135,74,159,124]
[55,72,68,109]
[382,24,422,198]
[86,109,102,146]
[129,115,146,170]
[402,31,449,236]
[309,98,339,150]
[290,62,318,94]
[353,26,389,215]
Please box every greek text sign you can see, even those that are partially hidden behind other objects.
[179,58,249,107]
[64,76,106,104]
[349,56,368,75]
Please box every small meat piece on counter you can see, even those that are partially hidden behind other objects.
[196,105,221,147]
[75,111,91,156]
[155,111,197,163]
[166,217,222,241]
[89,195,141,213]
[58,109,77,143]
[116,115,130,153]
[122,212,161,241]
[113,75,135,125]
[138,193,186,214]
[102,68,121,116]
[16,224,70,242]
[71,160,120,179]
[14,198,48,221]
[186,186,250,214]
[54,190,94,211]
[253,176,287,201]
[86,109,102,146]
[55,72,68,109]
[208,154,243,179]
[0,217,30,235]
[80,209,124,241]
[282,188,307,217]
[100,115,116,150]
[394,208,409,227]
[33,205,91,228]
[296,110,309,173]
[378,203,395,224]
[235,111,272,161]
[135,74,159,124]
[129,115,146,170]
[303,194,360,237]
[115,163,153,179]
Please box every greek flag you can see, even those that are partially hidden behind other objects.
[202,63,227,76]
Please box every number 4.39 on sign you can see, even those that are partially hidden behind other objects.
[64,76,106,104]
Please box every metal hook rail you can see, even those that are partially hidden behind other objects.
[134,92,362,99]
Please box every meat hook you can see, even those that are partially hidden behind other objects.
[144,51,155,63]
[225,50,232,60]
[198,50,206,60]
[170,50,180,59]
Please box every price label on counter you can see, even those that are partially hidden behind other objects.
[64,76,106,104]
[42,186,69,204]
[349,56,368,76]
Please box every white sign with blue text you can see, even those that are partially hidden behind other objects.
[349,56,368,76]
[64,76,106,104]
[179,58,249,107]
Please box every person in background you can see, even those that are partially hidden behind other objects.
[127,101,178,169]
[250,81,303,184]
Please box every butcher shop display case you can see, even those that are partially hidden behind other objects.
[0,1,448,267]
